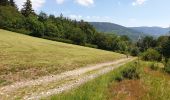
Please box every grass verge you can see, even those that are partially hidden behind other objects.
[48,60,170,100]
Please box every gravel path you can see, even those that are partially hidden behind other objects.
[0,57,135,100]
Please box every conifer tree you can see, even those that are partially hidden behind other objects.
[21,0,34,17]
[9,0,16,7]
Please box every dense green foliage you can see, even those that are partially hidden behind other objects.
[165,59,170,73]
[0,0,9,6]
[141,48,161,61]
[114,63,140,82]
[121,63,140,80]
[150,62,159,70]
[21,0,34,17]
[162,37,170,62]
[130,47,140,56]
[137,36,157,52]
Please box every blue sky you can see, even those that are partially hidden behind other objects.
[15,0,170,27]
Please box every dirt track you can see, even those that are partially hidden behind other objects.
[0,57,135,100]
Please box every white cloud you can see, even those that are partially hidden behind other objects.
[55,0,94,7]
[69,14,83,20]
[68,14,113,23]
[56,0,65,4]
[15,0,45,10]
[132,0,147,6]
[75,0,94,6]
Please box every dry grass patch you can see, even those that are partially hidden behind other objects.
[108,80,147,100]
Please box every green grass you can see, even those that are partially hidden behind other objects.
[49,61,170,100]
[141,62,170,100]
[0,29,124,85]
[47,61,134,100]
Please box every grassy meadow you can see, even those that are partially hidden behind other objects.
[0,29,125,86]
[49,60,170,100]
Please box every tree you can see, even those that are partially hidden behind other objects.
[141,48,161,61]
[120,35,131,41]
[165,59,170,73]
[162,37,170,62]
[0,0,9,6]
[69,28,86,45]
[38,11,48,22]
[157,36,169,46]
[45,20,59,37]
[93,32,107,49]
[138,36,157,51]
[9,0,17,8]
[130,47,139,56]
[0,6,24,30]
[27,15,45,37]
[49,14,55,20]
[21,0,34,17]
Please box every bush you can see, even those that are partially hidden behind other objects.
[165,59,170,73]
[0,6,24,30]
[114,75,123,82]
[130,47,139,56]
[27,15,45,37]
[121,65,140,80]
[150,63,159,70]
[162,38,170,62]
[84,43,98,48]
[43,36,73,44]
[141,48,161,61]
[114,63,140,82]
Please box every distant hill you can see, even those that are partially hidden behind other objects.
[130,27,169,36]
[89,22,146,40]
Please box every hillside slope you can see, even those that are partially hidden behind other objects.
[90,22,146,40]
[0,29,125,86]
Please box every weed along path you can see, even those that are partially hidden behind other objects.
[0,57,135,100]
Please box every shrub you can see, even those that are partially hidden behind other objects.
[43,36,73,44]
[115,63,140,82]
[162,38,170,62]
[121,65,140,80]
[130,47,140,56]
[84,43,98,48]
[150,63,159,70]
[165,59,170,73]
[141,48,161,61]
[114,75,124,82]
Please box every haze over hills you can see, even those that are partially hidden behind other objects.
[90,22,169,40]
[130,27,169,37]
[89,22,146,40]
